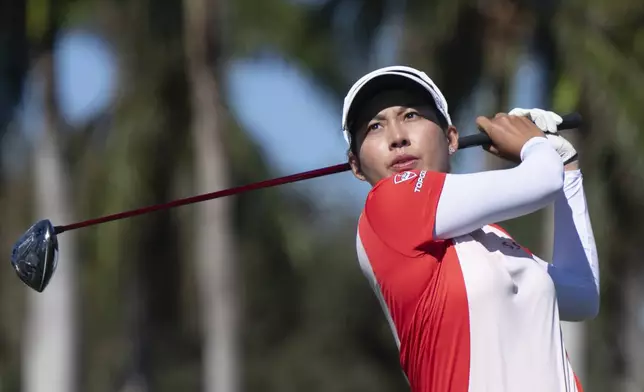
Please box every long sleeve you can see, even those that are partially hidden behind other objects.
[434,137,564,240]
[547,169,600,321]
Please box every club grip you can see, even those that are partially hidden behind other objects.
[457,112,582,150]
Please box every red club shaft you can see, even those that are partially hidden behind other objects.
[54,163,352,234]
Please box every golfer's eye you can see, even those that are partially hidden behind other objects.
[404,111,420,120]
[367,122,381,132]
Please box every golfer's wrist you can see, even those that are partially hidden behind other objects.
[564,161,579,171]
[520,136,550,162]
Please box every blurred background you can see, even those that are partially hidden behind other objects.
[1,0,643,391]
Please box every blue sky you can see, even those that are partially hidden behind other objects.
[56,31,118,124]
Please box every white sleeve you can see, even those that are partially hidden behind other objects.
[434,137,564,239]
[547,170,600,321]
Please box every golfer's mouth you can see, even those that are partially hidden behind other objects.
[390,154,419,172]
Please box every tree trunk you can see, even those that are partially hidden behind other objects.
[23,46,79,392]
[183,0,240,391]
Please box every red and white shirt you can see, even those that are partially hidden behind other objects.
[355,138,599,392]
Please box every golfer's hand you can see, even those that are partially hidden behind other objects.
[509,108,578,166]
[475,113,546,163]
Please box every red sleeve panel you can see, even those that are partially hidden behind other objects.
[364,170,447,257]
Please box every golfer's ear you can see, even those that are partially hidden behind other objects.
[446,125,459,152]
[348,151,366,182]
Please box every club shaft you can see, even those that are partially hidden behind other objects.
[55,163,351,234]
[54,112,582,234]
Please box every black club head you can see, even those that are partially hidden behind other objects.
[11,220,59,292]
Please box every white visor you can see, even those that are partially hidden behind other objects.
[341,65,452,147]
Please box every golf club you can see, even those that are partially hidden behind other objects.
[11,112,582,293]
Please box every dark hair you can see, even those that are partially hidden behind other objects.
[348,132,358,156]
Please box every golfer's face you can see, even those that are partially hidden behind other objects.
[351,90,454,185]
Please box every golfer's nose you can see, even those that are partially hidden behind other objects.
[388,123,411,150]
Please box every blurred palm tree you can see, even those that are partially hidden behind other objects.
[82,1,190,390]
[22,0,80,391]
[183,0,241,390]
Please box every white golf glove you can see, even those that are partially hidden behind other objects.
[509,108,578,165]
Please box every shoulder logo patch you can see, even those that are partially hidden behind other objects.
[393,171,417,184]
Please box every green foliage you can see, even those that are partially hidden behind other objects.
[552,75,581,114]
[26,0,50,42]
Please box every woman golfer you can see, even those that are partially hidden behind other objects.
[343,66,599,392]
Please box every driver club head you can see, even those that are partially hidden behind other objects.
[11,219,59,292]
